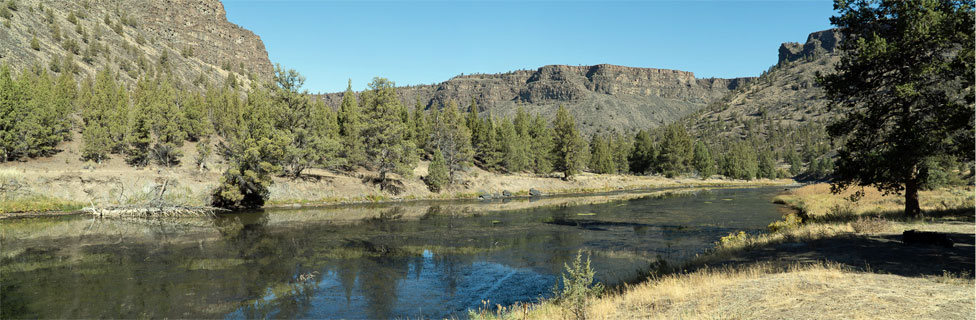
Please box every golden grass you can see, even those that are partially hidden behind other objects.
[478,184,975,320]
[477,262,975,320]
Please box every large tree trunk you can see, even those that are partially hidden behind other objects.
[905,166,921,217]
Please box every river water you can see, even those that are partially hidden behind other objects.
[1,187,786,319]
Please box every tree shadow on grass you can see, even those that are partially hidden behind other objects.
[697,207,975,278]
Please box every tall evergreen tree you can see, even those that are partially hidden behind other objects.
[552,105,586,180]
[425,148,449,193]
[819,0,974,216]
[610,132,632,174]
[410,99,431,155]
[692,140,715,178]
[657,124,693,178]
[629,129,656,175]
[81,69,129,163]
[212,86,287,209]
[360,77,417,190]
[338,79,365,168]
[589,134,616,174]
[429,100,472,182]
[528,114,554,174]
[497,116,530,173]
[271,65,339,177]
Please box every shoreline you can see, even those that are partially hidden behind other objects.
[0,178,796,219]
[475,183,975,319]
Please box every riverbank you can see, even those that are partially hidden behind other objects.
[475,184,975,319]
[0,140,792,216]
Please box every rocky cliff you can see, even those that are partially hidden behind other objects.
[320,64,753,134]
[687,29,841,137]
[0,0,272,89]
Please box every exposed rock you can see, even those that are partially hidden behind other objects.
[318,64,754,134]
[778,29,841,63]
[0,0,272,89]
[529,188,542,197]
[688,29,842,138]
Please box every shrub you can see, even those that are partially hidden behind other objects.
[768,212,803,233]
[716,230,750,249]
[553,250,604,320]
[425,149,449,192]
[851,216,889,234]
[29,36,39,50]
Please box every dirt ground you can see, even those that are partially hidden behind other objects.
[0,134,787,214]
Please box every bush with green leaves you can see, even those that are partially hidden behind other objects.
[425,149,449,192]
[553,250,604,320]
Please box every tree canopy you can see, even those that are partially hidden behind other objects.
[820,0,974,216]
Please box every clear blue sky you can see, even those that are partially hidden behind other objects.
[222,0,836,94]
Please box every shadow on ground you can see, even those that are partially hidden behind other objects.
[697,208,976,278]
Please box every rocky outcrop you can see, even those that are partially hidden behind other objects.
[319,64,753,134]
[778,29,841,63]
[0,0,272,89]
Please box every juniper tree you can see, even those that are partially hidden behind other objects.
[425,148,449,193]
[338,79,365,168]
[496,116,530,173]
[692,140,715,178]
[552,105,586,180]
[429,100,472,182]
[819,0,974,216]
[212,86,287,209]
[589,134,616,174]
[528,114,555,174]
[657,124,693,178]
[360,77,417,190]
[629,129,656,175]
[80,69,129,162]
[610,132,632,174]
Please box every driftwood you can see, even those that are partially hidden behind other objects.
[84,204,223,219]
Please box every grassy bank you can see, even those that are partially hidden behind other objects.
[475,184,975,319]
[0,153,791,215]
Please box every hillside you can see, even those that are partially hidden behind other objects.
[0,0,272,89]
[685,29,842,139]
[318,64,754,135]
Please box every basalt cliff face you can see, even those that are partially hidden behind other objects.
[685,29,842,138]
[319,64,753,134]
[0,0,272,88]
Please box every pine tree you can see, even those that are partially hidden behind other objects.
[360,77,417,191]
[271,65,339,177]
[180,91,212,141]
[657,124,693,178]
[819,0,974,216]
[589,134,616,174]
[610,133,632,174]
[757,149,777,179]
[552,105,586,180]
[497,116,530,173]
[692,140,714,178]
[212,86,287,209]
[528,114,554,174]
[410,99,431,154]
[719,141,758,180]
[629,129,656,175]
[338,79,365,168]
[429,100,473,182]
[425,148,449,193]
[81,69,129,163]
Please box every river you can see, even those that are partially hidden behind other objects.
[0,186,786,319]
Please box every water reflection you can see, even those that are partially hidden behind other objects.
[1,187,785,319]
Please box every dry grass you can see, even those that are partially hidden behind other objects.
[480,184,975,319]
[478,262,974,320]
